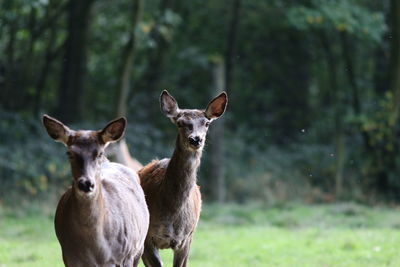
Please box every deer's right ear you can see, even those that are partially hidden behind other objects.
[160,90,179,119]
[42,115,72,145]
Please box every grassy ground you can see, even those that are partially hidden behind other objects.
[1,202,400,267]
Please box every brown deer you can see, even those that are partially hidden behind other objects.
[139,90,228,267]
[42,115,149,267]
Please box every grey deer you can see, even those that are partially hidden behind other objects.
[139,90,228,267]
[43,115,149,267]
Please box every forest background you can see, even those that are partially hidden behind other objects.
[1,0,400,206]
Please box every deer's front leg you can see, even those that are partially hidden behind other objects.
[173,237,192,267]
[132,247,144,267]
[142,240,163,267]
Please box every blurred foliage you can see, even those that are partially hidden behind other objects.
[359,91,400,197]
[0,0,399,205]
[288,0,386,42]
[0,110,68,201]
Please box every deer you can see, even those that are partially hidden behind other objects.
[42,115,149,267]
[138,90,228,267]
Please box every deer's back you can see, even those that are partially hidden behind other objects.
[139,159,201,250]
[55,162,149,266]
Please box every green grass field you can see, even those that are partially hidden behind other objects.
[1,203,400,266]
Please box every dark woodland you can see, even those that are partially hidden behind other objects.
[1,0,400,205]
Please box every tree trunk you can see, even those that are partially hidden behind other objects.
[340,31,360,115]
[334,117,345,197]
[2,19,17,110]
[340,31,373,155]
[33,0,66,115]
[113,0,143,172]
[115,0,142,117]
[373,47,389,95]
[19,6,38,110]
[34,24,62,116]
[208,0,241,202]
[319,31,345,197]
[209,58,226,203]
[389,0,400,127]
[56,0,95,123]
[115,34,136,118]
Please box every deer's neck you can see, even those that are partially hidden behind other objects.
[71,184,105,226]
[163,135,202,209]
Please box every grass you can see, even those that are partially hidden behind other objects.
[1,202,400,266]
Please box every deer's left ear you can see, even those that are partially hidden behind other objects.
[205,91,228,120]
[99,117,126,144]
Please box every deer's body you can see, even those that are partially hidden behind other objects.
[56,162,148,267]
[43,116,149,267]
[139,91,227,267]
[139,143,202,251]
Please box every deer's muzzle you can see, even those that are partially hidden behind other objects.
[188,136,202,148]
[77,178,95,193]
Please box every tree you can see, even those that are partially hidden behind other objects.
[209,57,226,202]
[209,0,241,202]
[113,0,143,172]
[56,0,96,123]
[389,0,400,126]
[34,0,67,116]
[115,0,142,118]
[288,0,386,197]
[368,0,400,197]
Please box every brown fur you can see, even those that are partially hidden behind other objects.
[138,90,227,267]
[139,143,202,267]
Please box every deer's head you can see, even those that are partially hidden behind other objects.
[43,115,126,197]
[160,90,228,151]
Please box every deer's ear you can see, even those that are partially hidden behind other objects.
[160,90,179,119]
[42,115,73,145]
[100,117,126,144]
[205,92,228,120]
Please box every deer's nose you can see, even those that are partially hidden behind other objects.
[77,178,94,193]
[188,136,202,147]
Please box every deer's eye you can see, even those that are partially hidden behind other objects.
[178,121,193,130]
[186,124,193,130]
